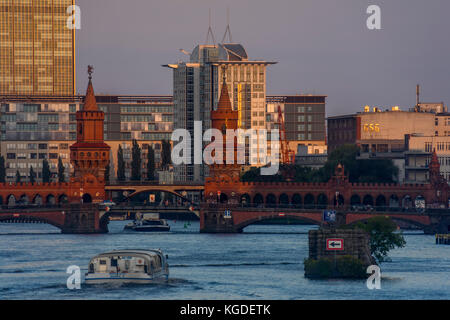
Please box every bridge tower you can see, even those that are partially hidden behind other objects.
[69,66,110,203]
[206,66,241,203]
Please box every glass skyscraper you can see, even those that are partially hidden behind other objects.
[0,0,75,96]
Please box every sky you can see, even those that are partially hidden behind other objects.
[75,0,450,116]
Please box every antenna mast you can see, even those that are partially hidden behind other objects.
[222,7,232,43]
[206,9,216,45]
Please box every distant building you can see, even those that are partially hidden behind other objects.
[0,0,76,96]
[164,42,276,182]
[295,145,327,169]
[0,95,174,182]
[327,114,359,154]
[266,95,327,156]
[327,103,450,184]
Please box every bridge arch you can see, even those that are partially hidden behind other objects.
[350,194,361,205]
[126,188,194,205]
[240,193,251,205]
[7,195,16,207]
[348,215,429,230]
[253,193,264,205]
[279,193,289,205]
[46,194,56,205]
[19,194,29,205]
[0,215,64,231]
[363,194,374,206]
[59,194,69,204]
[219,193,228,203]
[266,194,277,206]
[234,214,322,232]
[33,194,43,205]
[375,195,387,210]
[292,194,302,206]
[389,194,400,209]
[317,194,328,209]
[304,194,315,208]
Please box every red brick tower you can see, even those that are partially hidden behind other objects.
[69,66,110,203]
[208,68,240,184]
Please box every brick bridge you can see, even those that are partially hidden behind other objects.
[201,158,450,234]
[0,204,109,234]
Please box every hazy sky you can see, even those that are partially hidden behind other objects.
[75,0,450,116]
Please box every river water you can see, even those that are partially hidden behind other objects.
[0,220,448,300]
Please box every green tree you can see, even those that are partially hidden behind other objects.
[0,156,5,183]
[42,159,51,183]
[29,166,36,184]
[57,157,65,183]
[131,139,141,181]
[117,145,126,181]
[147,145,156,181]
[355,216,406,263]
[15,170,21,183]
[161,140,172,170]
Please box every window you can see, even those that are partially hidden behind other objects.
[7,153,16,159]
[38,144,48,150]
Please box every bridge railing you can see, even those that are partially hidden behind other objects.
[0,203,99,212]
[106,181,204,187]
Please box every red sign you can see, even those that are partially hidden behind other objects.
[13,214,20,218]
[278,213,285,217]
[326,238,344,251]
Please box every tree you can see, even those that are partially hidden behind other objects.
[355,216,406,263]
[105,161,110,184]
[15,170,21,183]
[117,145,126,181]
[161,140,172,170]
[57,157,65,183]
[131,139,141,181]
[42,159,51,183]
[0,156,5,183]
[147,145,156,181]
[29,166,36,184]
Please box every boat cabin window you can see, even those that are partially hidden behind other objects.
[99,260,107,265]
[110,258,118,267]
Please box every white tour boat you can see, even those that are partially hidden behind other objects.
[85,249,169,284]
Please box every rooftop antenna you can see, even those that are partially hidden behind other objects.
[222,7,232,43]
[205,9,216,45]
[416,84,420,106]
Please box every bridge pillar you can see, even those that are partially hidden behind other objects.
[200,208,240,233]
[61,205,108,234]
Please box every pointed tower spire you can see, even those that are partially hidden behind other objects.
[83,65,98,111]
[217,67,232,112]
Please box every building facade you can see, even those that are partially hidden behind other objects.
[328,104,450,184]
[0,95,174,183]
[165,42,275,182]
[0,0,76,96]
[267,95,327,156]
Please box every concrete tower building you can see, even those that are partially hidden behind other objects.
[165,29,276,182]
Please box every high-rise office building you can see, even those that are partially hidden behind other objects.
[0,0,76,96]
[165,42,275,182]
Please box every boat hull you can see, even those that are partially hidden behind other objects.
[85,273,168,285]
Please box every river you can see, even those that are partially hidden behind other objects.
[0,221,448,300]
